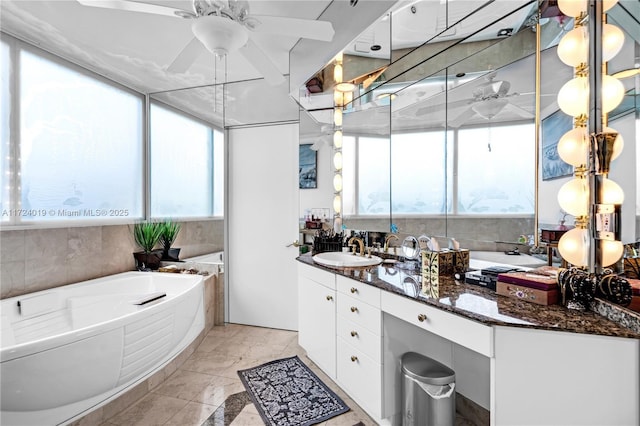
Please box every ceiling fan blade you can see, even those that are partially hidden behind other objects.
[414,99,472,116]
[249,15,334,42]
[239,38,285,86]
[448,106,475,128]
[76,0,194,18]
[167,37,206,73]
[503,102,534,119]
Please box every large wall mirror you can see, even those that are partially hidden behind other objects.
[297,0,639,251]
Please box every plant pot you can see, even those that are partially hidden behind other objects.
[161,247,181,261]
[133,250,162,271]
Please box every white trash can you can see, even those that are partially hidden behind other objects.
[401,352,456,426]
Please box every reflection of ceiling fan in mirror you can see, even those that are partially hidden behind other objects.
[77,0,335,86]
[414,71,534,127]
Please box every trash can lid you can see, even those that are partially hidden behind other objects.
[401,352,455,385]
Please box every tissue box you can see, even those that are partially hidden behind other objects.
[453,249,470,274]
[421,251,439,298]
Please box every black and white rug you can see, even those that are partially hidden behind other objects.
[237,355,350,426]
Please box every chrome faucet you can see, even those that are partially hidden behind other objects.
[384,234,399,253]
[348,236,365,256]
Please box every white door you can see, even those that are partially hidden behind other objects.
[226,123,300,330]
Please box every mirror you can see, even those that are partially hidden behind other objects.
[297,0,639,251]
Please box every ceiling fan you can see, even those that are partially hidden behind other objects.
[76,0,335,86]
[413,71,534,127]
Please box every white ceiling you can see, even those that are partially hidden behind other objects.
[0,0,333,94]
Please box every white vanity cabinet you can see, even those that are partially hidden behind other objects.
[297,263,337,379]
[335,275,383,419]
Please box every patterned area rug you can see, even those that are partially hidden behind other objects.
[237,355,350,426]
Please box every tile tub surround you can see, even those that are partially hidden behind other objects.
[297,254,640,339]
[0,219,223,299]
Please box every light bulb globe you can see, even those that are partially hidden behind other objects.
[558,77,588,117]
[333,195,342,214]
[558,127,589,166]
[602,75,624,113]
[558,178,589,217]
[558,26,588,67]
[333,173,343,192]
[558,0,586,16]
[603,24,625,62]
[333,151,343,171]
[333,130,343,148]
[334,109,343,127]
[601,178,624,205]
[558,228,589,267]
[602,240,623,266]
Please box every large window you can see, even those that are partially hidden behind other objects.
[344,123,535,217]
[458,124,534,214]
[1,35,224,226]
[19,49,143,222]
[150,103,223,218]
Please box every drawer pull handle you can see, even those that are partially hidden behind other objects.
[326,295,333,301]
[350,306,358,313]
[351,356,358,362]
[350,331,358,337]
[350,287,358,294]
[418,314,427,322]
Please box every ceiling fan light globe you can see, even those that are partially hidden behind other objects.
[192,15,248,56]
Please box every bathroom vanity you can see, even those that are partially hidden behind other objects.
[297,254,640,426]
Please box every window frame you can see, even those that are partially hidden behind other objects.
[0,33,224,229]
[343,119,536,220]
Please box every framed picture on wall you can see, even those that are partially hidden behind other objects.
[541,109,574,181]
[299,144,317,189]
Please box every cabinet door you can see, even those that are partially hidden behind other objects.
[337,337,382,419]
[298,275,336,379]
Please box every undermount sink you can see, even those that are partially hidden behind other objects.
[312,251,383,268]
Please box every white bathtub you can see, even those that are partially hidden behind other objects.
[0,271,205,426]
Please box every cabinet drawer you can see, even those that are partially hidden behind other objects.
[298,263,335,290]
[337,315,381,363]
[381,292,493,357]
[337,337,382,419]
[336,275,381,308]
[337,293,381,334]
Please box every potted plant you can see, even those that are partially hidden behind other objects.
[160,220,181,261]
[132,221,163,271]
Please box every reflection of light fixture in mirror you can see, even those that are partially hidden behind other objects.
[375,92,396,101]
[612,67,640,79]
[334,63,343,83]
[334,108,343,126]
[333,174,343,192]
[333,195,342,214]
[333,151,343,170]
[333,130,342,148]
[557,24,624,67]
[336,82,356,92]
[191,15,249,56]
[472,98,508,120]
[557,0,618,17]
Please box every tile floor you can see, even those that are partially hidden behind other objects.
[100,323,376,426]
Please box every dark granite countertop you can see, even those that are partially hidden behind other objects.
[297,254,640,340]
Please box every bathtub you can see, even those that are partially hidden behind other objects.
[0,271,205,426]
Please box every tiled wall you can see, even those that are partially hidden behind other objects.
[0,219,224,299]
